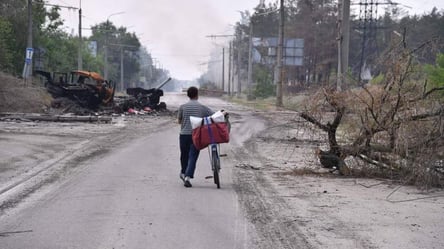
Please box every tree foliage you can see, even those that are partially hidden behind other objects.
[0,17,15,72]
[254,65,275,98]
[228,2,444,98]
[425,53,444,93]
[0,2,167,90]
[89,22,142,88]
[0,0,45,73]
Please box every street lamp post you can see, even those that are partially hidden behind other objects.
[108,43,138,92]
[222,47,225,92]
[104,11,125,80]
[78,0,82,70]
[120,47,124,91]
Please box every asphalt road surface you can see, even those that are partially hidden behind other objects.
[0,94,259,249]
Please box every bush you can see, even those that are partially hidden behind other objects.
[300,42,444,188]
[425,53,444,98]
[254,67,275,98]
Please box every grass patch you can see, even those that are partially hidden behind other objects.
[224,94,309,112]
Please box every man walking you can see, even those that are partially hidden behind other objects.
[178,87,213,187]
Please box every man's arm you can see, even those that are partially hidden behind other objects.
[205,105,214,116]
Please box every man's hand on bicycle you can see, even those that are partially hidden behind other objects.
[220,109,229,118]
[220,109,231,132]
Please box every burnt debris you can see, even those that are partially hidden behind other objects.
[36,70,171,116]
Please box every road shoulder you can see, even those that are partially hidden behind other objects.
[230,108,444,249]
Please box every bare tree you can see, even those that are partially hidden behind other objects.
[300,38,444,187]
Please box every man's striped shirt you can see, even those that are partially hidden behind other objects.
[178,100,213,135]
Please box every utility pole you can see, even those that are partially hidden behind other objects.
[247,20,253,100]
[120,48,124,91]
[275,0,284,107]
[231,41,236,96]
[228,41,232,96]
[104,43,108,80]
[40,2,81,71]
[205,34,235,92]
[104,12,125,80]
[27,0,33,72]
[237,39,242,97]
[78,0,83,70]
[337,0,350,91]
[354,1,396,83]
[22,0,34,81]
[109,43,137,91]
[222,47,225,92]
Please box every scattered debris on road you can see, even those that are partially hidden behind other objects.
[0,113,112,123]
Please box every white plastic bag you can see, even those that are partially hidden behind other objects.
[190,110,226,129]
[190,116,204,129]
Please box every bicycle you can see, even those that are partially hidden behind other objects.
[205,112,229,189]
[208,143,221,188]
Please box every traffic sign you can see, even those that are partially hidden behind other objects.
[26,47,34,60]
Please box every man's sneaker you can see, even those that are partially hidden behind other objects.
[180,173,185,182]
[184,176,192,188]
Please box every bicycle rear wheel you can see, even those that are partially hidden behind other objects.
[211,149,220,189]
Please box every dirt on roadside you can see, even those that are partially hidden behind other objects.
[230,108,444,249]
[1,90,443,249]
[0,73,52,113]
[0,112,176,215]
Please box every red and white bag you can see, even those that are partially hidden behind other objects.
[191,116,229,150]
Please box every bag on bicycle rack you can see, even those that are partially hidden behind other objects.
[192,117,229,150]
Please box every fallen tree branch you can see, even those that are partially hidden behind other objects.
[409,107,444,121]
[422,86,444,99]
[300,112,329,132]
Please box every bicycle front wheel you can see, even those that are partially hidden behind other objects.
[211,150,220,189]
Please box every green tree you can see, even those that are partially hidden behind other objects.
[398,8,444,64]
[425,53,444,97]
[0,17,15,72]
[34,5,78,72]
[37,31,78,72]
[81,47,104,74]
[90,22,141,87]
[254,66,275,98]
[0,0,56,74]
[287,0,337,85]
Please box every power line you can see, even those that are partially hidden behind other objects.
[205,34,235,39]
[40,2,79,10]
[151,54,210,57]
[356,0,398,82]
[198,60,222,66]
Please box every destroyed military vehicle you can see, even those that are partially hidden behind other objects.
[120,77,172,111]
[36,70,115,109]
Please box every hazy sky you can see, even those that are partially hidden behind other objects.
[48,0,444,80]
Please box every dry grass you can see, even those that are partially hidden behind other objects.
[0,72,52,113]
[225,95,278,111]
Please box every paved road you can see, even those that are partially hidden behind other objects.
[0,94,256,249]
